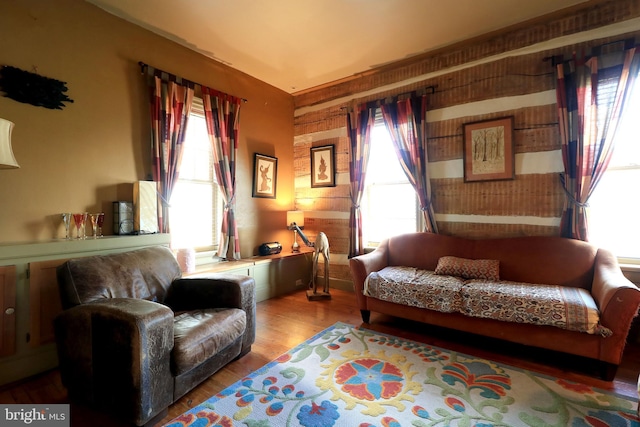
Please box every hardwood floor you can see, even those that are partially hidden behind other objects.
[1,288,639,426]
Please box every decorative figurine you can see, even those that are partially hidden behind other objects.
[308,232,330,301]
[286,218,331,301]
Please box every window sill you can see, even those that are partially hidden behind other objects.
[619,263,640,286]
[194,249,218,265]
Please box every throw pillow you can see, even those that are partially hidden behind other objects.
[435,256,500,281]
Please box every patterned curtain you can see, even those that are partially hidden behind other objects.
[555,45,639,240]
[148,72,194,233]
[347,102,376,258]
[202,87,242,260]
[380,94,438,233]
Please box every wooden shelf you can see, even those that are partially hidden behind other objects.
[189,247,314,274]
[0,234,171,264]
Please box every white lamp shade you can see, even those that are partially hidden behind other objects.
[287,210,304,228]
[0,118,19,169]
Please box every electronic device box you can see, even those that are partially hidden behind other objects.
[259,242,282,256]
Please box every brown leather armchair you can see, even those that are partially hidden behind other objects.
[54,246,256,426]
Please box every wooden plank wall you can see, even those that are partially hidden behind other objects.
[292,0,640,286]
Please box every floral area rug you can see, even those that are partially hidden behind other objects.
[163,322,639,427]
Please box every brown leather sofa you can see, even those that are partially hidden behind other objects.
[54,246,256,426]
[349,232,640,380]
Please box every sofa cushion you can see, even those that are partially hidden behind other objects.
[172,308,246,375]
[461,279,612,337]
[435,256,500,281]
[364,266,464,313]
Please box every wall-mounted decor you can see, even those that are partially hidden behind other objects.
[463,116,514,182]
[0,66,73,110]
[310,144,336,188]
[252,153,277,198]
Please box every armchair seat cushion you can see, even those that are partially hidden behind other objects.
[172,308,246,375]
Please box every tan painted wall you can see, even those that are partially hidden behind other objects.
[0,0,295,257]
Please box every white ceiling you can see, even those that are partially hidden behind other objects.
[86,0,588,93]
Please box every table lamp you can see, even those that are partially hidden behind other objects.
[287,210,304,252]
[0,118,19,169]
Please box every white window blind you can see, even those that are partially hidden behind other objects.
[169,97,222,250]
[362,121,419,247]
[588,71,640,260]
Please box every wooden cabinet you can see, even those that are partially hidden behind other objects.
[28,259,67,347]
[0,265,16,357]
[190,250,313,303]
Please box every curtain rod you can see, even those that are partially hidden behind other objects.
[340,86,437,110]
[542,38,638,66]
[340,86,437,108]
[397,86,437,96]
[138,61,248,103]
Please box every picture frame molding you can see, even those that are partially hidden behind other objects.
[252,153,278,198]
[310,144,336,188]
[463,116,515,183]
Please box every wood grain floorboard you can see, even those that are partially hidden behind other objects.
[1,289,638,426]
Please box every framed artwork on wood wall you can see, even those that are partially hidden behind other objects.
[463,116,515,182]
[310,144,336,188]
[252,153,277,198]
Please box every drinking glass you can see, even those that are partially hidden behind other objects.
[97,212,105,237]
[89,213,99,239]
[73,213,87,240]
[61,213,72,240]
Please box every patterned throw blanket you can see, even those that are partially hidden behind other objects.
[364,266,612,337]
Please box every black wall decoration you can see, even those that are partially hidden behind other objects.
[0,66,73,110]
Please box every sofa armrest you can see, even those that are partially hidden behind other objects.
[166,273,255,310]
[54,298,174,426]
[592,249,640,336]
[165,273,256,353]
[349,244,389,311]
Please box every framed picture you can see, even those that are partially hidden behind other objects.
[463,116,515,182]
[310,145,336,188]
[252,153,277,198]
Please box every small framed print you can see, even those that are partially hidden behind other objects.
[252,153,277,198]
[463,116,515,182]
[310,145,336,188]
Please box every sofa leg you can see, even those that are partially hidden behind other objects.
[599,362,618,381]
[360,310,370,323]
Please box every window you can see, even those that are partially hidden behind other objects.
[587,73,640,260]
[361,121,419,247]
[169,98,222,250]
